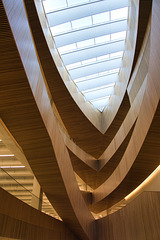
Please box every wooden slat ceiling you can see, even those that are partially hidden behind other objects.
[0,140,33,205]
[0,137,60,219]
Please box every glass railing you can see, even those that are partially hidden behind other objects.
[0,167,61,220]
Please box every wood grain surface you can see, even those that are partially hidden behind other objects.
[0,0,159,239]
[0,187,78,240]
[97,191,160,240]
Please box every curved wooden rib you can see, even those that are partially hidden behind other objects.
[89,0,160,218]
[24,0,139,158]
[128,17,151,103]
[99,74,148,168]
[63,136,97,170]
[97,192,160,240]
[90,6,160,209]
[91,102,160,212]
[22,0,158,218]
[1,1,159,238]
[130,0,152,76]
[51,25,150,190]
[69,125,134,190]
[1,1,95,239]
[60,15,152,198]
[0,187,78,240]
[69,14,156,211]
[67,73,147,190]
[65,16,151,191]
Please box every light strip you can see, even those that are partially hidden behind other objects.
[0,166,25,168]
[0,154,14,157]
[125,165,160,200]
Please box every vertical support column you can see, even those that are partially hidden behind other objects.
[31,177,43,211]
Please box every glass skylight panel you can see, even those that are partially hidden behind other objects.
[82,82,115,93]
[107,68,120,74]
[74,77,87,83]
[72,16,92,30]
[81,58,97,65]
[76,39,95,49]
[76,73,118,91]
[66,62,81,70]
[95,35,110,44]
[66,52,122,71]
[69,57,122,80]
[42,0,129,111]
[90,97,110,110]
[74,68,119,83]
[110,51,123,58]
[111,31,126,41]
[51,22,71,35]
[46,0,129,27]
[111,7,128,21]
[67,0,89,7]
[61,40,125,65]
[83,86,114,101]
[43,0,67,13]
[54,19,128,47]
[58,43,77,54]
[93,12,110,24]
[85,73,99,80]
[97,55,109,61]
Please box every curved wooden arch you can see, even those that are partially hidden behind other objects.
[1,1,95,239]
[23,0,140,158]
[63,70,148,189]
[91,22,160,209]
[0,0,159,239]
[21,0,158,213]
[91,102,160,212]
[0,187,78,240]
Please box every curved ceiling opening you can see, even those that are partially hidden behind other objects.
[42,0,130,112]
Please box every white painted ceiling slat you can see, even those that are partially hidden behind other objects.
[76,73,118,91]
[54,19,128,47]
[61,40,125,65]
[47,0,129,27]
[69,58,122,79]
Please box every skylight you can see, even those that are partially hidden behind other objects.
[42,0,129,111]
